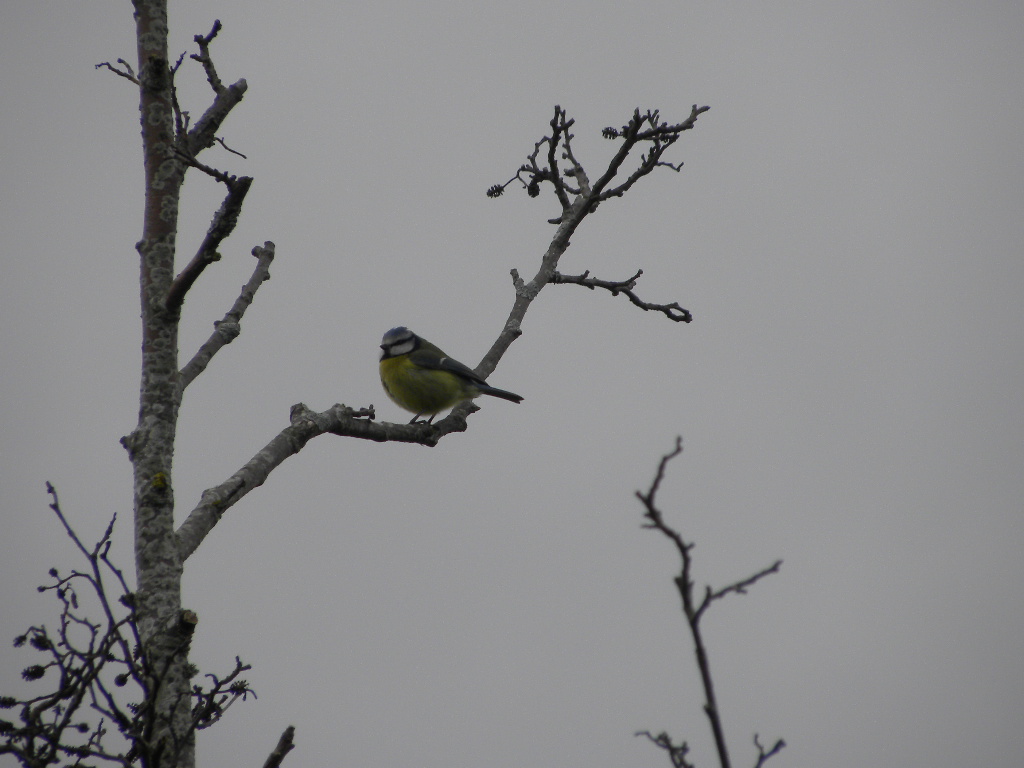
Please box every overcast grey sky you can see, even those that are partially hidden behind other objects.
[2,1,1023,767]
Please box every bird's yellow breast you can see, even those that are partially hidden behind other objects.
[380,355,471,416]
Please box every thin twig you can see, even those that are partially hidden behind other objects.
[552,269,692,322]
[753,734,787,768]
[215,136,248,159]
[95,59,139,85]
[696,560,783,622]
[635,730,695,768]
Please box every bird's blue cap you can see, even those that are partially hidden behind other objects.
[381,326,413,347]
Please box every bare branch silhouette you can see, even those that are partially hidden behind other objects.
[636,438,784,768]
[552,269,692,322]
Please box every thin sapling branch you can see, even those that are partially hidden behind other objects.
[636,438,784,768]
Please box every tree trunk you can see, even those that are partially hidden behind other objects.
[129,1,192,765]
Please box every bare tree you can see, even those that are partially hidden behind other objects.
[636,438,785,768]
[2,2,710,767]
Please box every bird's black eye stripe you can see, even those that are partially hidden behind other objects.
[381,333,418,356]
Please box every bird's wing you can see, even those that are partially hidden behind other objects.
[408,349,486,385]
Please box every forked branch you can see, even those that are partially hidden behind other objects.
[94,58,139,84]
[490,106,702,324]
[182,21,247,156]
[592,106,708,203]
[636,438,784,768]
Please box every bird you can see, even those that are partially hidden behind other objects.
[379,326,523,423]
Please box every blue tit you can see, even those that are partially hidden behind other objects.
[379,326,523,423]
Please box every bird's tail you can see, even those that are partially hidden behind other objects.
[479,384,524,404]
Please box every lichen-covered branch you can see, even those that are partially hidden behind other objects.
[174,401,476,560]
[263,726,296,768]
[181,21,247,157]
[178,242,275,393]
